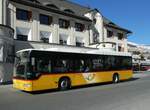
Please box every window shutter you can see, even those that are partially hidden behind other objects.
[108,31,113,37]
[110,31,113,36]
[66,20,70,28]
[49,16,53,25]
[28,11,32,21]
[81,24,85,31]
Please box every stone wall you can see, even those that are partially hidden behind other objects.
[0,25,14,84]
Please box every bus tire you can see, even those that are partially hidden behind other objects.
[58,78,71,91]
[113,74,119,83]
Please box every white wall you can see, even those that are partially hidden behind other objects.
[104,27,128,52]
[94,12,103,42]
[9,2,91,47]
[84,11,103,44]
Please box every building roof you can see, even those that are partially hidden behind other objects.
[103,17,132,34]
[84,8,132,33]
[38,0,90,16]
[128,41,138,47]
[10,0,92,22]
[37,0,91,16]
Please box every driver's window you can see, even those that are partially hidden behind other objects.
[33,58,51,73]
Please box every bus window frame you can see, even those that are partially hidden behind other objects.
[26,50,133,78]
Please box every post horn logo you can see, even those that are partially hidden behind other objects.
[84,73,96,81]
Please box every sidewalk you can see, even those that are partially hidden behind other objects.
[134,71,150,74]
[133,71,150,78]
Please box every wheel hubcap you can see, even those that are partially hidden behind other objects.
[115,76,118,83]
[61,80,67,88]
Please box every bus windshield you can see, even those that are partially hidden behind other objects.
[14,51,29,79]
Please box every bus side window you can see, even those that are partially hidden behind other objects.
[104,56,115,70]
[52,59,69,73]
[36,58,51,73]
[48,60,52,72]
[67,60,74,72]
[115,57,123,70]
[92,57,104,71]
[84,59,92,72]
[122,57,132,69]
[74,59,86,72]
[79,60,85,72]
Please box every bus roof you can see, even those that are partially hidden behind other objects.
[16,48,132,57]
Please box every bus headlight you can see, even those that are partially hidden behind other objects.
[23,84,31,88]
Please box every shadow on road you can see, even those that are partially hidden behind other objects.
[27,77,140,95]
[120,77,140,83]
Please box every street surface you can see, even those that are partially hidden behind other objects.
[0,72,150,110]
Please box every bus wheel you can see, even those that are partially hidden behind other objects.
[58,78,71,91]
[113,74,119,83]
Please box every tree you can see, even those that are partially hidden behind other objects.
[140,54,145,60]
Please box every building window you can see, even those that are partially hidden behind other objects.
[93,33,99,43]
[46,4,59,9]
[39,14,52,25]
[41,37,49,43]
[93,18,97,24]
[118,46,122,52]
[76,42,84,47]
[16,27,31,41]
[40,31,51,43]
[64,9,75,14]
[16,8,32,21]
[76,37,84,47]
[60,40,67,45]
[107,30,113,38]
[17,35,28,41]
[75,23,85,32]
[118,33,124,40]
[59,19,70,29]
[59,34,68,45]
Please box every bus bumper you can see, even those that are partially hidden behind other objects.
[13,79,33,92]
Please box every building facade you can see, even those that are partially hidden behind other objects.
[103,18,131,52]
[7,0,131,51]
[85,9,131,52]
[9,0,93,48]
[0,0,131,83]
[128,42,150,71]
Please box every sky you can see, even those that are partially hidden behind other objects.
[72,0,150,45]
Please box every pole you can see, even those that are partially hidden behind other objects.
[0,0,3,24]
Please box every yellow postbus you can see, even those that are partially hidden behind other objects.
[13,49,133,92]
